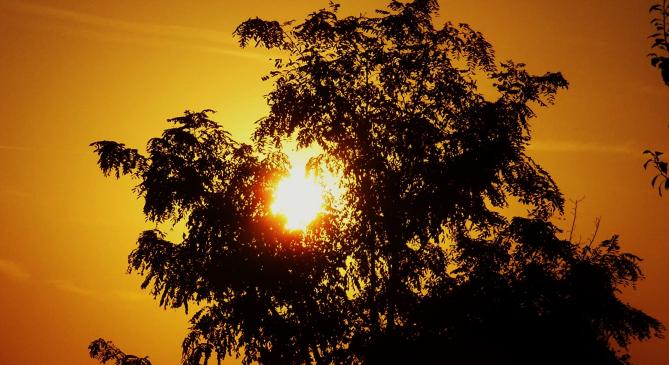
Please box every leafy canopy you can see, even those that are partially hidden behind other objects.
[645,0,669,195]
[90,1,662,364]
[649,0,669,86]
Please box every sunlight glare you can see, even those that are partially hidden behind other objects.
[272,166,324,230]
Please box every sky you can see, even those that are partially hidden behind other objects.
[0,0,668,364]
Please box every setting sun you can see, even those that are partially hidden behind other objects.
[271,166,324,230]
[2,1,669,364]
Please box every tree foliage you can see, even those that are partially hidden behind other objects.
[644,149,669,195]
[89,338,151,365]
[91,1,662,364]
[645,0,669,195]
[649,0,669,86]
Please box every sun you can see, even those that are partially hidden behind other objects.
[271,166,324,230]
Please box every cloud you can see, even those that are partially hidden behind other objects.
[0,259,30,281]
[2,1,266,60]
[528,140,638,155]
[47,279,96,297]
[0,145,31,151]
[112,290,147,302]
[0,257,146,302]
[47,279,149,302]
[1,188,30,198]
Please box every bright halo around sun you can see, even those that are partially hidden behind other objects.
[271,166,324,230]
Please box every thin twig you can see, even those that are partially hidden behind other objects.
[588,217,601,247]
[568,196,585,242]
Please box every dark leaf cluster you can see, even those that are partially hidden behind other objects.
[649,0,669,86]
[644,150,669,195]
[89,338,151,365]
[645,1,669,195]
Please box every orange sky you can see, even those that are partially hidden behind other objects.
[0,1,668,364]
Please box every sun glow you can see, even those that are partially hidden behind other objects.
[272,167,325,230]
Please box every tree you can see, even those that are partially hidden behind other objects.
[645,0,669,195]
[649,0,669,86]
[90,1,662,364]
[89,338,152,365]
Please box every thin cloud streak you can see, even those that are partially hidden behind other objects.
[0,145,31,151]
[0,259,30,281]
[48,279,96,297]
[12,1,235,45]
[0,258,152,302]
[112,290,147,302]
[528,140,639,155]
[48,279,149,302]
[2,1,267,60]
[0,188,30,198]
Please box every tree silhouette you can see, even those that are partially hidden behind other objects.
[649,0,669,86]
[90,1,662,364]
[645,0,669,195]
[89,338,151,365]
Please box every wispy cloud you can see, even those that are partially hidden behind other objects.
[528,140,638,155]
[0,257,147,302]
[1,188,30,198]
[48,279,96,297]
[0,145,31,151]
[111,289,147,302]
[2,1,266,60]
[47,279,149,302]
[0,259,30,281]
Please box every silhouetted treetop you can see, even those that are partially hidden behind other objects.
[649,0,669,86]
[90,1,661,364]
[645,1,669,195]
[89,339,151,365]
[236,0,567,232]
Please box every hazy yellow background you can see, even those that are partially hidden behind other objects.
[0,1,667,364]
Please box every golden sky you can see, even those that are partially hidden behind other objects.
[0,1,668,364]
